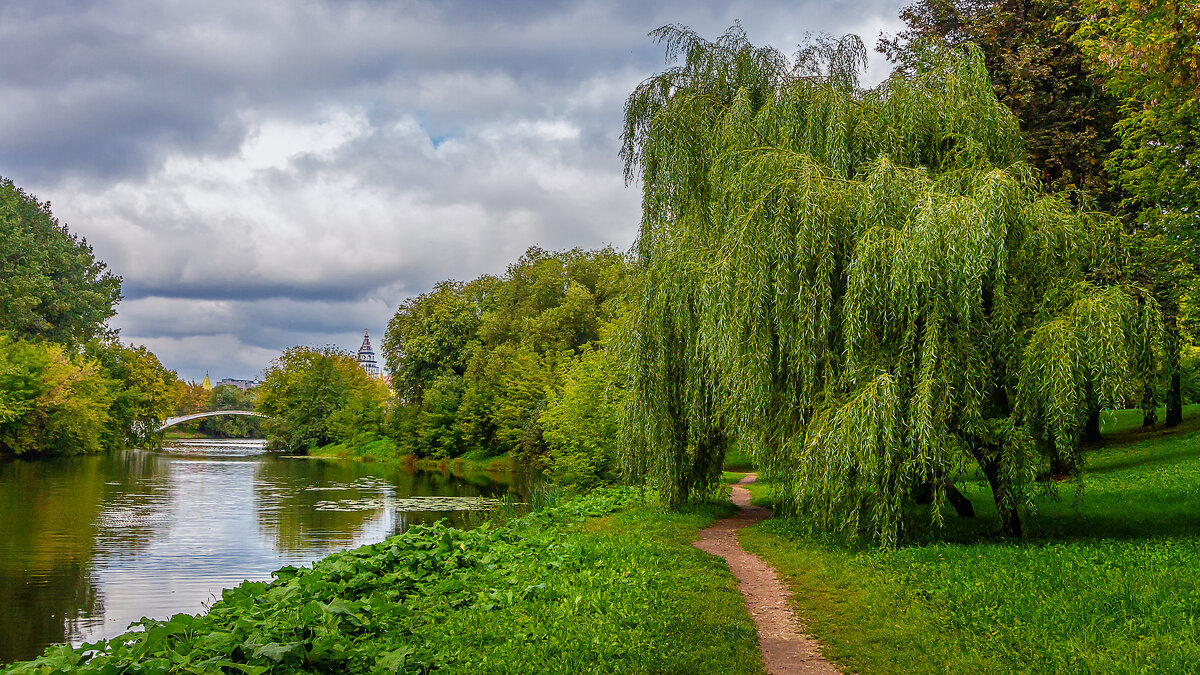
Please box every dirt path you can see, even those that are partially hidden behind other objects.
[693,474,839,675]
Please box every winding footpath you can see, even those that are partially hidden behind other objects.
[693,474,840,675]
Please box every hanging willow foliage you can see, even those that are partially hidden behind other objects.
[619,25,1161,543]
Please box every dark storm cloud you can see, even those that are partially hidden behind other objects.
[1,0,902,182]
[1,0,905,381]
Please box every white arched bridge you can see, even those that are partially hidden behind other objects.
[157,410,270,431]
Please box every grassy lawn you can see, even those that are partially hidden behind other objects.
[431,501,763,674]
[1100,404,1200,435]
[722,448,755,471]
[741,406,1200,673]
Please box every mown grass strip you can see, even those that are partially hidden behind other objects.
[4,490,761,674]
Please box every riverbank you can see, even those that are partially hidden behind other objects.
[4,487,762,674]
[308,439,517,476]
[739,408,1200,672]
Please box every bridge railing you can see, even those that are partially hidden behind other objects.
[157,410,269,431]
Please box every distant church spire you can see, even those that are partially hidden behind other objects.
[357,329,380,378]
[201,372,212,391]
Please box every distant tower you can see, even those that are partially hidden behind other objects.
[357,329,381,378]
[201,372,212,391]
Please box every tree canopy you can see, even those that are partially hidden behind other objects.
[0,178,122,346]
[620,25,1159,543]
[0,336,178,456]
[256,346,390,453]
[880,1,1121,202]
[85,339,181,448]
[381,246,631,467]
[1069,0,1200,227]
[1068,1,1200,425]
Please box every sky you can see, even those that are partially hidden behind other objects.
[1,0,906,383]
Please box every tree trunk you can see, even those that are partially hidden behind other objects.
[1167,368,1183,427]
[1084,405,1102,443]
[913,479,976,518]
[1166,320,1183,427]
[1142,379,1159,427]
[944,482,976,518]
[976,449,1022,537]
[1050,454,1075,477]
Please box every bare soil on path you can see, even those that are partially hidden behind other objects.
[693,474,840,675]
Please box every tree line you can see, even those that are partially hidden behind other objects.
[172,380,263,438]
[255,247,631,490]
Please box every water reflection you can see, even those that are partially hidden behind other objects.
[254,457,507,553]
[0,441,514,664]
[0,456,107,662]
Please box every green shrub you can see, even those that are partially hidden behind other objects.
[0,336,112,456]
[540,343,624,490]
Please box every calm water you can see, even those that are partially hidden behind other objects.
[0,440,516,664]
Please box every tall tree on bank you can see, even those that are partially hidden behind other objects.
[85,339,180,448]
[621,25,1160,542]
[256,346,389,452]
[0,178,122,346]
[382,247,631,462]
[879,1,1120,205]
[1070,0,1200,427]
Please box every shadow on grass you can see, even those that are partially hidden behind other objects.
[755,421,1200,549]
[881,505,1200,548]
[677,498,740,520]
[1084,441,1199,475]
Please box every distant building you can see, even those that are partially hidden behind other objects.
[216,378,259,391]
[357,329,381,378]
[201,372,212,391]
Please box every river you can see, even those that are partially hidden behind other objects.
[0,440,517,664]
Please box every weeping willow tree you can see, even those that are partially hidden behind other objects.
[619,25,1161,542]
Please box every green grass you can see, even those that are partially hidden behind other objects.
[432,501,761,674]
[310,441,517,476]
[1100,403,1200,435]
[5,490,761,675]
[721,471,747,484]
[722,448,755,471]
[311,437,401,462]
[740,411,1200,673]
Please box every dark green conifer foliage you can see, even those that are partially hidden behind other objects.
[620,25,1159,543]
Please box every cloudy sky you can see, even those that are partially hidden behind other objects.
[2,0,905,383]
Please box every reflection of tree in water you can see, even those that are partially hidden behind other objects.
[0,450,171,663]
[0,457,106,663]
[254,458,394,552]
[0,559,101,664]
[252,458,513,553]
[91,451,172,555]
